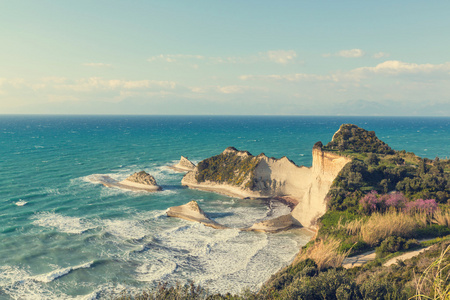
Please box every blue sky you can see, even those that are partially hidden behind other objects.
[1,1,450,115]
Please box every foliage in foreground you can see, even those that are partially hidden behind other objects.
[117,241,450,299]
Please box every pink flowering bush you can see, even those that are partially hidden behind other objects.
[360,191,382,213]
[360,191,409,214]
[382,192,408,208]
[405,198,438,214]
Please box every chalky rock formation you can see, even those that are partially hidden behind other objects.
[182,143,351,228]
[99,171,162,192]
[166,200,227,229]
[169,156,196,172]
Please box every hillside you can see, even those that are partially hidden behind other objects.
[323,124,450,212]
[118,124,450,300]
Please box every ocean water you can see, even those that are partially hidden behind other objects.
[0,115,449,299]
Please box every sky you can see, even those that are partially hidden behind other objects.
[1,1,450,116]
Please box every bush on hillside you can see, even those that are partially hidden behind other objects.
[375,236,420,259]
[324,124,395,154]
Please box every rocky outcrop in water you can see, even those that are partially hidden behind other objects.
[92,171,161,192]
[166,200,227,229]
[125,171,158,185]
[167,200,295,232]
[169,156,196,172]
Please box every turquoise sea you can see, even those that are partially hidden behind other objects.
[0,115,449,299]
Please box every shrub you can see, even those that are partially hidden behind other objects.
[359,277,401,300]
[324,124,395,154]
[405,199,438,214]
[360,191,408,214]
[116,282,208,300]
[365,153,380,165]
[278,268,359,300]
[360,190,382,213]
[383,192,408,209]
[263,259,318,293]
[375,236,420,259]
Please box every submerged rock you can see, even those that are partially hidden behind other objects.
[166,200,227,229]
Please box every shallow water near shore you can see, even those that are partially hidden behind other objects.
[0,115,449,299]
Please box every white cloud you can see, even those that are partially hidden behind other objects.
[241,61,450,84]
[83,63,112,67]
[217,85,245,94]
[190,87,207,93]
[42,77,67,84]
[337,48,365,58]
[240,73,331,82]
[353,60,450,75]
[373,52,390,59]
[147,54,205,63]
[54,78,177,92]
[324,48,365,58]
[147,51,297,65]
[265,50,297,64]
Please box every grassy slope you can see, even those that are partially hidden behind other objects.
[117,124,450,299]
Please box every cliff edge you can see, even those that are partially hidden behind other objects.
[182,143,351,228]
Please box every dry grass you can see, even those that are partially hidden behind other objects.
[433,210,450,227]
[342,211,428,246]
[413,245,450,300]
[295,236,349,270]
[342,218,365,236]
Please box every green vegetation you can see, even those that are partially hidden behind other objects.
[325,125,450,212]
[117,241,450,299]
[315,124,450,261]
[375,236,420,259]
[117,124,450,300]
[195,147,260,188]
[324,124,394,154]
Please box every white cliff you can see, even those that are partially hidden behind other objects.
[182,144,351,229]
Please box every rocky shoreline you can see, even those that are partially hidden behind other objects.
[180,144,350,229]
[91,171,162,192]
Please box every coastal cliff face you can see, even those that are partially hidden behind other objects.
[182,145,351,228]
[291,146,351,227]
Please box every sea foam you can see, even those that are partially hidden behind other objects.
[15,200,27,206]
[31,212,96,234]
[33,261,94,283]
